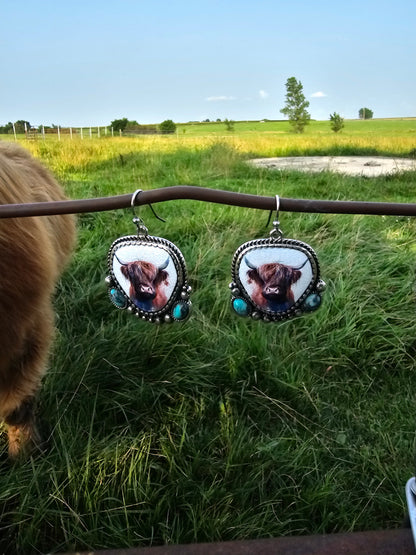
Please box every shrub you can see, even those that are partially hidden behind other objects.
[359,107,373,119]
[329,112,345,133]
[159,119,177,134]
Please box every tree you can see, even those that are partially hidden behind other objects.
[159,119,176,134]
[329,112,344,133]
[110,118,129,132]
[359,107,373,120]
[0,122,13,134]
[14,120,31,133]
[280,77,310,133]
[224,118,235,132]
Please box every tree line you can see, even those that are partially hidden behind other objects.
[0,119,178,135]
[0,96,374,136]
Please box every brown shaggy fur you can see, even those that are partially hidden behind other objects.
[0,141,76,458]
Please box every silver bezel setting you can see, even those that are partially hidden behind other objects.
[106,234,191,323]
[230,236,325,322]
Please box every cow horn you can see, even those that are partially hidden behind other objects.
[292,258,308,270]
[159,257,170,270]
[244,256,257,270]
[114,252,127,266]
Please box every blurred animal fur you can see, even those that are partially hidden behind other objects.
[0,141,76,458]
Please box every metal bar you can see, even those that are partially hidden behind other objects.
[1,185,416,218]
[61,529,415,555]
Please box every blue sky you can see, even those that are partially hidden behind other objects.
[2,0,415,126]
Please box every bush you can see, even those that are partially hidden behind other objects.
[359,107,373,119]
[159,119,177,134]
[329,112,345,133]
[224,118,235,132]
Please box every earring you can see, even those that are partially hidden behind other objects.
[229,195,325,323]
[105,190,192,324]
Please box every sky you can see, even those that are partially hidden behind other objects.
[2,0,415,127]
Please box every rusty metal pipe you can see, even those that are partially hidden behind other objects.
[1,185,416,218]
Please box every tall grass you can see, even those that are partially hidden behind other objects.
[1,133,416,553]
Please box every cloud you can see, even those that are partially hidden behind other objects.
[259,90,269,99]
[311,91,327,98]
[205,95,236,101]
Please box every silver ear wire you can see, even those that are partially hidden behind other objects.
[131,188,166,227]
[130,189,149,235]
[269,194,283,240]
[131,189,142,217]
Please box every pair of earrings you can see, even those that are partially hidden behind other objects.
[105,191,326,324]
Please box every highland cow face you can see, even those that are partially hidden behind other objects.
[112,244,178,312]
[237,247,313,313]
[119,258,169,311]
[245,260,302,310]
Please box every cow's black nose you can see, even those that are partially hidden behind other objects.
[264,286,280,296]
[139,285,156,299]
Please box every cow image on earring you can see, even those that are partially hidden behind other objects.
[105,190,192,324]
[230,196,325,322]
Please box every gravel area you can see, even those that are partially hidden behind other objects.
[249,156,416,177]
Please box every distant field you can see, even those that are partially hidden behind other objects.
[177,118,416,137]
[2,118,415,162]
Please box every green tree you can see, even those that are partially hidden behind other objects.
[110,118,129,132]
[280,77,311,133]
[0,122,13,134]
[224,118,235,132]
[159,119,177,134]
[329,112,345,133]
[14,120,31,133]
[359,107,373,119]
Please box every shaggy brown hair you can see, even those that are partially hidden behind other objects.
[0,141,76,458]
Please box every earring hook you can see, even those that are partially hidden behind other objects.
[131,188,166,223]
[269,194,283,240]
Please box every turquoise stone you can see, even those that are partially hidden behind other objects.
[304,293,321,311]
[110,288,128,309]
[232,297,250,317]
[172,301,190,321]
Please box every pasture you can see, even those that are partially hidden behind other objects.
[1,120,416,553]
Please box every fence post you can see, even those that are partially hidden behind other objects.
[12,123,17,141]
[57,126,61,141]
[111,127,114,137]
[97,126,100,138]
[70,127,73,139]
[42,125,45,140]
[80,127,83,139]
[89,127,92,138]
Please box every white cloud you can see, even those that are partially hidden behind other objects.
[205,95,236,101]
[311,91,327,98]
[259,90,269,99]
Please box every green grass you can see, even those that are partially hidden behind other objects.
[1,132,416,553]
[177,117,416,137]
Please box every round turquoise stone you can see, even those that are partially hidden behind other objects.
[304,293,321,312]
[172,301,190,321]
[110,288,128,309]
[232,297,250,317]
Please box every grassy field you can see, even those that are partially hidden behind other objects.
[1,122,416,553]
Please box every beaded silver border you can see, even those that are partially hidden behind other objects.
[105,234,191,324]
[230,237,325,322]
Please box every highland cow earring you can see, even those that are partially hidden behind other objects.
[230,195,325,322]
[105,189,192,323]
